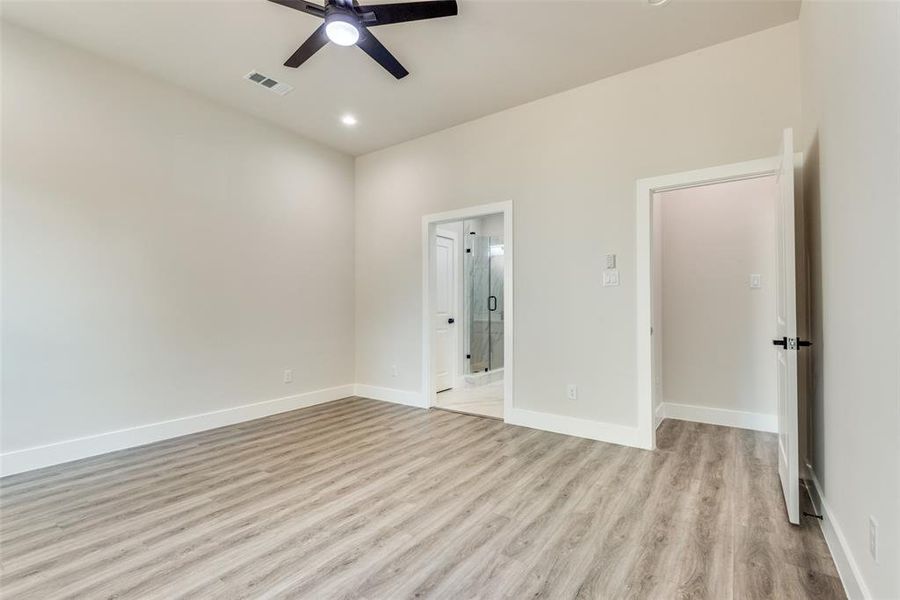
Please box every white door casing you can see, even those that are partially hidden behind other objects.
[774,127,800,525]
[434,234,456,393]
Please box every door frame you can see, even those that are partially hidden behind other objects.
[433,228,460,392]
[422,201,513,419]
[635,157,782,450]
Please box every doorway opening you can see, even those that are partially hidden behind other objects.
[636,129,801,524]
[422,202,513,421]
[651,176,779,434]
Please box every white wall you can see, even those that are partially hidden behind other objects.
[355,23,800,435]
[800,2,900,598]
[1,24,356,460]
[658,177,777,420]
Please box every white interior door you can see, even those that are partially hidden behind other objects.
[774,127,800,525]
[434,234,456,393]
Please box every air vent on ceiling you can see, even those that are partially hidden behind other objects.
[244,71,293,96]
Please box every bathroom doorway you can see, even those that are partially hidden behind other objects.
[422,202,513,420]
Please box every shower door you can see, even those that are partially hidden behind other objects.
[466,234,504,373]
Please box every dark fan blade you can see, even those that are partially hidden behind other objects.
[359,0,457,26]
[284,23,329,68]
[266,0,326,18]
[356,29,409,79]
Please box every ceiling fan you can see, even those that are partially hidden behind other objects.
[267,0,458,79]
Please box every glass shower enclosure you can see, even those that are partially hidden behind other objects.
[465,228,504,374]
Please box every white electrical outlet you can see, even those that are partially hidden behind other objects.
[869,516,878,562]
[603,270,620,287]
[283,369,293,384]
[391,365,399,378]
[566,384,577,401]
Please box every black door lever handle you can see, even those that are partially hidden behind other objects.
[772,337,813,348]
[448,317,455,324]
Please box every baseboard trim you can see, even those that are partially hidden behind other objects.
[0,384,355,477]
[5,390,754,477]
[506,407,646,449]
[654,402,665,430]
[659,402,776,433]
[352,386,647,449]
[806,467,869,600]
[353,384,427,408]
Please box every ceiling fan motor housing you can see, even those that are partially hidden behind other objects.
[325,3,355,22]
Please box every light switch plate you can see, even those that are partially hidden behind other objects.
[603,270,620,287]
[750,274,761,289]
[605,254,616,269]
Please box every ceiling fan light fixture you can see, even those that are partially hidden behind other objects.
[325,15,360,46]
[269,0,458,79]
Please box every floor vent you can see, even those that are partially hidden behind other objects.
[244,71,293,96]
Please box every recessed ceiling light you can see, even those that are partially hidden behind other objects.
[341,114,358,126]
[648,0,671,5]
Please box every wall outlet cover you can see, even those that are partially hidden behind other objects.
[603,270,620,287]
[869,515,878,562]
[283,369,293,384]
[566,384,577,401]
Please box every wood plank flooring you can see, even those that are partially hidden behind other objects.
[0,397,844,599]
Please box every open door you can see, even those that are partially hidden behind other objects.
[433,234,456,393]
[773,128,800,525]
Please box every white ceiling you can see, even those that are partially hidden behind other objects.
[2,0,799,155]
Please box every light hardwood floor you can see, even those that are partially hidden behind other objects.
[0,397,844,599]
